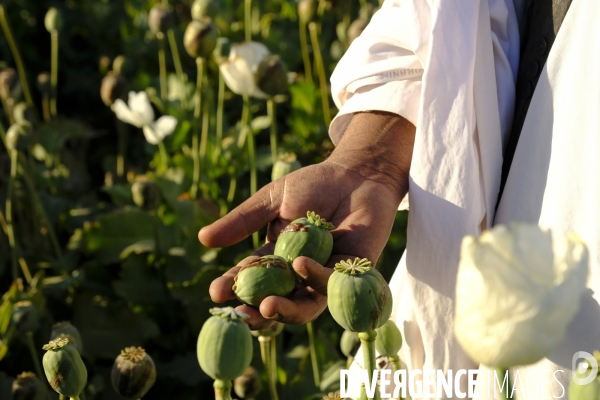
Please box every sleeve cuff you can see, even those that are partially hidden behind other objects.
[328,78,422,145]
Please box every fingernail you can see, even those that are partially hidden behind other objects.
[265,313,280,320]
[293,264,309,279]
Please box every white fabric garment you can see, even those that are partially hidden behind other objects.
[479,0,600,398]
[333,0,600,398]
[330,0,519,398]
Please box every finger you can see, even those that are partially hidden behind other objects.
[291,256,334,295]
[198,180,284,248]
[259,288,327,325]
[235,305,276,330]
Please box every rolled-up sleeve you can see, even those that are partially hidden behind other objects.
[329,0,430,144]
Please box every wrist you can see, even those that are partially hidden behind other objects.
[325,111,415,201]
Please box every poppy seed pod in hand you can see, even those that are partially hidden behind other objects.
[184,18,218,59]
[191,0,212,20]
[233,255,296,307]
[148,4,174,34]
[44,8,63,32]
[12,372,45,400]
[100,71,126,107]
[42,338,87,398]
[298,0,316,25]
[255,55,288,97]
[36,72,51,96]
[6,122,33,152]
[111,346,157,400]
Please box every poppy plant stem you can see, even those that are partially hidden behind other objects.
[495,368,511,400]
[6,149,18,281]
[213,71,225,163]
[191,58,204,199]
[157,32,168,103]
[167,28,187,108]
[299,21,313,84]
[50,30,59,118]
[267,98,278,164]
[214,379,232,400]
[308,22,331,126]
[0,5,34,108]
[243,95,259,248]
[244,0,252,42]
[359,330,380,400]
[307,321,321,387]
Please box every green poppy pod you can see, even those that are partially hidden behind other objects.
[271,152,301,181]
[184,18,218,59]
[11,300,39,333]
[42,338,87,398]
[375,320,403,357]
[340,330,360,358]
[44,8,63,32]
[51,321,84,354]
[111,346,157,399]
[255,55,288,98]
[274,211,334,267]
[148,4,174,34]
[298,0,315,25]
[197,307,253,381]
[12,371,45,400]
[233,255,296,307]
[327,258,393,333]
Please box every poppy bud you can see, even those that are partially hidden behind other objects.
[13,102,36,124]
[0,68,21,101]
[191,0,212,20]
[44,8,63,32]
[11,300,39,334]
[271,153,301,181]
[213,37,231,65]
[233,366,262,400]
[100,71,126,107]
[111,346,157,400]
[42,338,87,398]
[36,72,51,96]
[298,0,315,25]
[255,55,288,98]
[148,4,174,34]
[12,371,45,400]
[183,18,217,59]
[6,122,33,152]
[51,321,84,354]
[131,178,161,210]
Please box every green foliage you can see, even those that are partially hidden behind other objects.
[0,0,404,399]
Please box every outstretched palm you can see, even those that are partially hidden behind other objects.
[199,160,402,329]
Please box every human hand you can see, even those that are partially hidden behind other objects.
[200,112,415,329]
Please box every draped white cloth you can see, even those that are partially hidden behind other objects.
[330,0,599,398]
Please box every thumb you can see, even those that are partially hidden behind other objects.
[292,256,334,296]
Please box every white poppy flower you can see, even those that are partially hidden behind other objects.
[219,41,270,99]
[454,222,589,368]
[112,91,178,144]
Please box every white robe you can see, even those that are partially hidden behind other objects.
[329,0,599,398]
